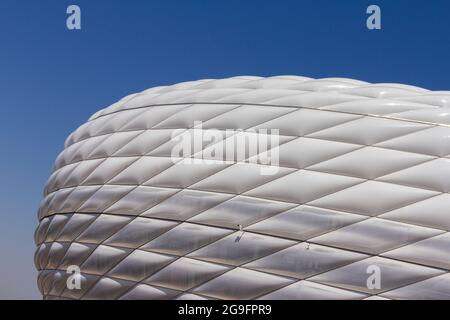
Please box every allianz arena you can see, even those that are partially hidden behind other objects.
[35,76,450,300]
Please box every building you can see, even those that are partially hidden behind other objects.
[35,76,450,299]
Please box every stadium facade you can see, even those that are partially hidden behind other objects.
[35,76,450,299]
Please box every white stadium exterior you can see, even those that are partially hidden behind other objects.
[35,76,450,300]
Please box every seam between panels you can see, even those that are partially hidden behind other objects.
[172,291,214,300]
[248,280,367,301]
[85,100,450,129]
[376,273,450,299]
[94,78,423,111]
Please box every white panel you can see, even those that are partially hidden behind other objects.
[381,274,450,300]
[119,284,180,300]
[251,108,361,137]
[144,158,232,189]
[192,268,294,300]
[375,126,450,156]
[187,232,296,266]
[379,158,450,192]
[262,137,360,169]
[76,215,132,244]
[108,157,175,185]
[310,256,444,294]
[104,217,178,248]
[201,105,293,130]
[382,232,450,269]
[311,218,442,254]
[145,257,230,291]
[246,205,365,240]
[104,186,178,216]
[189,196,296,229]
[309,180,438,216]
[142,222,232,256]
[245,243,367,279]
[259,280,366,300]
[191,163,294,194]
[308,117,429,145]
[142,189,233,221]
[245,170,363,204]
[81,245,131,275]
[308,147,432,179]
[380,193,450,230]
[83,277,134,300]
[107,250,175,281]
[81,157,138,186]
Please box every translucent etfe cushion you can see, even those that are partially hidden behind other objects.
[258,280,366,300]
[192,268,294,299]
[309,256,444,294]
[244,243,367,279]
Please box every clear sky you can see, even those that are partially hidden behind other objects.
[1,0,450,299]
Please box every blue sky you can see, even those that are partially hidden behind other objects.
[1,0,450,299]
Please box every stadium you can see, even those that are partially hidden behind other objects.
[35,76,450,300]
